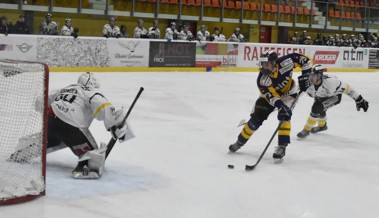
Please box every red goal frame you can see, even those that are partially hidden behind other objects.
[0,61,49,205]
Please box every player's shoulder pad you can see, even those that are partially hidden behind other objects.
[258,72,272,87]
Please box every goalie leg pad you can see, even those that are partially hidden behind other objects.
[73,146,107,179]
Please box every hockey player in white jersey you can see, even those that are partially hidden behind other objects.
[165,22,179,40]
[103,17,121,38]
[297,65,369,138]
[10,72,129,179]
[228,28,245,42]
[39,13,58,35]
[133,19,148,38]
[178,24,194,41]
[197,24,210,41]
[61,18,79,38]
[211,27,226,42]
[147,20,161,39]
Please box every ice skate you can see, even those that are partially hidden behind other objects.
[297,129,310,138]
[273,144,287,164]
[229,141,244,153]
[311,124,328,133]
[72,160,89,177]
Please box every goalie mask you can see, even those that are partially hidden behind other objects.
[78,72,100,89]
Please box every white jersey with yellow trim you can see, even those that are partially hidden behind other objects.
[306,74,360,100]
[50,84,118,129]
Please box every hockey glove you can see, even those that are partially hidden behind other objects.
[355,95,369,112]
[111,125,128,143]
[278,104,292,121]
[298,74,310,92]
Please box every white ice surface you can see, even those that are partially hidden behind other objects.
[2,71,379,218]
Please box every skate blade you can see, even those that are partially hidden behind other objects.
[72,171,101,179]
[273,158,284,164]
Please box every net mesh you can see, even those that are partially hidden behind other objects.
[0,60,47,204]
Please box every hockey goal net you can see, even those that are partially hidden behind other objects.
[0,60,48,205]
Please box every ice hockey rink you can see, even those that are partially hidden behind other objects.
[3,71,379,218]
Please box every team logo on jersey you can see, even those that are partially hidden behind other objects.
[16,43,33,53]
[313,51,339,64]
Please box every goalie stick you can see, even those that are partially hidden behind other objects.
[245,91,303,171]
[105,87,144,159]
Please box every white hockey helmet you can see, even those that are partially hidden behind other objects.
[78,72,100,89]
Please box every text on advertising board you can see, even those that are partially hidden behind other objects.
[313,51,339,64]
[244,46,305,61]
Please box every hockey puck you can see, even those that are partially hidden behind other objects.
[228,164,234,169]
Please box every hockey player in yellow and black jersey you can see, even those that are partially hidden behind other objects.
[229,50,312,161]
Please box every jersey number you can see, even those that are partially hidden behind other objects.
[55,94,76,103]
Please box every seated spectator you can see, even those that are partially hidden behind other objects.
[228,28,244,42]
[178,24,194,41]
[103,17,120,38]
[40,13,58,35]
[289,31,299,44]
[299,30,308,44]
[197,24,210,41]
[0,16,12,35]
[165,22,179,40]
[61,18,79,38]
[13,15,30,34]
[313,33,323,45]
[133,19,148,38]
[340,34,349,47]
[119,25,128,38]
[303,36,313,45]
[147,20,160,39]
[211,27,226,42]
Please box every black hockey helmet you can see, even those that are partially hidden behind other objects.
[260,50,278,62]
[259,50,278,74]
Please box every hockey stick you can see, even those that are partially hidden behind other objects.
[105,87,144,159]
[245,91,303,171]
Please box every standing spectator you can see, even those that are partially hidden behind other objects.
[178,24,194,41]
[164,22,179,40]
[13,15,30,34]
[119,25,128,38]
[147,20,161,39]
[313,33,323,45]
[197,24,210,41]
[133,19,148,38]
[0,16,12,35]
[39,13,58,35]
[103,17,120,38]
[211,27,226,42]
[61,18,79,38]
[228,28,244,42]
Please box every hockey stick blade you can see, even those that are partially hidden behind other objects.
[245,164,256,171]
[244,91,303,171]
[105,87,144,159]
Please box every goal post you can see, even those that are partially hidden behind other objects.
[0,60,49,205]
